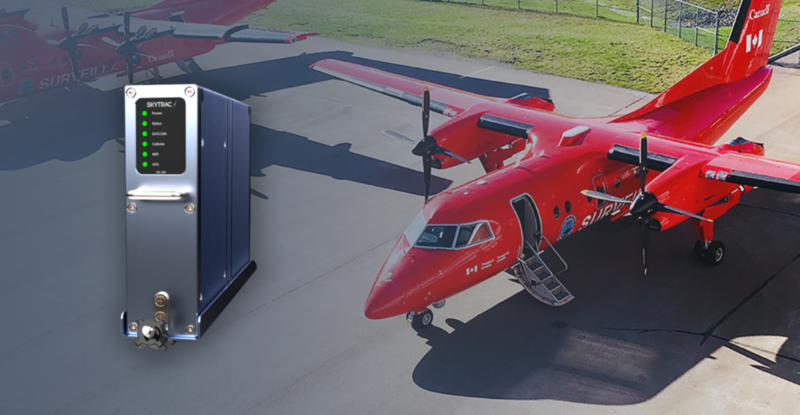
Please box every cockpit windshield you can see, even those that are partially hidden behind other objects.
[416,225,458,248]
[403,212,427,245]
[406,216,494,250]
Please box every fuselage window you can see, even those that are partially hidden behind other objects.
[455,222,493,248]
[417,225,457,248]
[565,200,571,214]
[554,206,560,219]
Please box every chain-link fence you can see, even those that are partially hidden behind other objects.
[432,0,800,56]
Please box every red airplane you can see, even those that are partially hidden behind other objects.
[0,0,314,104]
[312,0,794,329]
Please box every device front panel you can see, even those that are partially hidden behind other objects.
[124,84,200,339]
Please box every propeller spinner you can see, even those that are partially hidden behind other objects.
[581,133,711,274]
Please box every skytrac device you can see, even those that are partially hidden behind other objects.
[122,84,256,350]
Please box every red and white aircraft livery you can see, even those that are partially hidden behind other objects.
[312,0,792,329]
[0,0,314,104]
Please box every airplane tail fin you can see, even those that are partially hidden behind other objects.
[613,0,782,130]
[720,0,782,81]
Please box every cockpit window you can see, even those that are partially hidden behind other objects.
[455,222,493,248]
[416,225,457,248]
[403,211,427,245]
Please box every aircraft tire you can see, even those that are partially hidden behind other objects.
[704,241,725,267]
[410,309,434,330]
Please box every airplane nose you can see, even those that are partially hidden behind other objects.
[364,280,397,319]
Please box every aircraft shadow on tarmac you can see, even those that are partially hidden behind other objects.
[412,189,800,404]
[0,50,548,198]
[250,125,451,196]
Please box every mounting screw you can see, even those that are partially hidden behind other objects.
[126,87,136,98]
[185,203,195,214]
[154,294,167,308]
[154,311,167,321]
[127,202,137,213]
[185,86,195,97]
[185,325,195,335]
[128,322,138,333]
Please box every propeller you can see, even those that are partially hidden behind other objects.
[581,133,711,274]
[103,10,156,84]
[379,87,471,202]
[56,5,86,82]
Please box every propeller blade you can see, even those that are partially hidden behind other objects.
[71,58,80,81]
[61,5,70,39]
[380,129,416,144]
[422,155,432,202]
[101,37,121,47]
[124,9,131,40]
[642,218,650,275]
[437,148,472,165]
[639,133,648,193]
[580,189,633,205]
[422,87,430,139]
[126,60,134,84]
[656,204,713,222]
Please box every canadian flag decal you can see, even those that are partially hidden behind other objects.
[746,29,763,53]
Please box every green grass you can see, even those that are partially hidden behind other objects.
[244,0,709,92]
[62,0,800,92]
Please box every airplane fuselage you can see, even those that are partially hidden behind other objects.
[364,86,762,319]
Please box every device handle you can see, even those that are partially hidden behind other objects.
[126,190,184,200]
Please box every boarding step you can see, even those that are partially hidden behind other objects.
[513,240,573,307]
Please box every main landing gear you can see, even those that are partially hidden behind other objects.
[691,218,725,267]
[405,300,445,330]
[693,240,725,266]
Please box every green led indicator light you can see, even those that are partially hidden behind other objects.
[142,121,147,127]
[142,111,147,116]
[142,141,148,147]
[142,131,148,137]
[143,151,148,157]
[143,161,148,167]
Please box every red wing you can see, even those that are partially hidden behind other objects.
[222,28,317,44]
[310,59,497,117]
[701,152,800,193]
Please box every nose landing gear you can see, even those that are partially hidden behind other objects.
[406,308,434,330]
